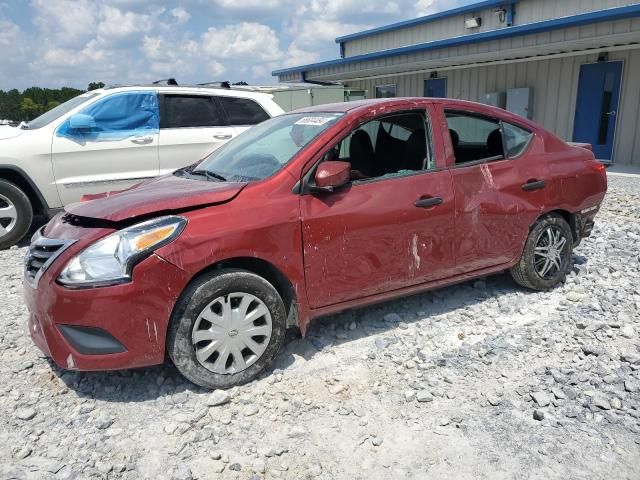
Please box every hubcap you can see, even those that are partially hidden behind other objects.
[0,193,18,238]
[191,292,272,375]
[533,226,568,279]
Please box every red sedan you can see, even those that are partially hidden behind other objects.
[23,98,607,388]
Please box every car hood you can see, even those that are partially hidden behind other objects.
[64,174,247,222]
[0,126,23,140]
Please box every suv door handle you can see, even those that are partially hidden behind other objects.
[213,133,232,140]
[415,197,443,208]
[130,136,153,144]
[522,180,546,191]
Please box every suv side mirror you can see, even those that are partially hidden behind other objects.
[69,113,96,131]
[312,161,351,192]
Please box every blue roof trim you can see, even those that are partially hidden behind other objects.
[273,4,640,76]
[334,0,519,43]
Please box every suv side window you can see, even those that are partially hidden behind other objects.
[217,96,270,125]
[446,111,504,165]
[162,95,225,128]
[56,91,159,140]
[320,111,433,182]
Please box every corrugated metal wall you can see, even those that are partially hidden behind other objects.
[343,0,638,57]
[345,49,640,165]
[298,17,640,83]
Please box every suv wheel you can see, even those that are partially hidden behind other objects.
[167,269,286,389]
[0,179,33,250]
[511,214,573,291]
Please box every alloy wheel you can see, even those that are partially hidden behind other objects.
[191,292,273,375]
[533,226,568,279]
[0,193,18,239]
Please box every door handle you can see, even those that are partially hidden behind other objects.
[130,136,153,144]
[415,197,443,208]
[522,179,546,191]
[606,110,617,116]
[213,133,232,140]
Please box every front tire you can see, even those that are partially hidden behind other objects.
[167,269,286,389]
[0,179,33,250]
[510,214,573,291]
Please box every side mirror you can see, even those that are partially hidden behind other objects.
[313,161,351,192]
[68,113,96,131]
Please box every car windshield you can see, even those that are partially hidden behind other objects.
[26,92,100,130]
[193,112,343,181]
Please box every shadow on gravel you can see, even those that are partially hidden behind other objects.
[46,264,551,402]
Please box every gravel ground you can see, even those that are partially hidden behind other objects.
[1,174,639,480]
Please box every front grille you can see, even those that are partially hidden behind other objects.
[24,228,75,288]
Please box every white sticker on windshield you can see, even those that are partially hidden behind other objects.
[294,116,335,126]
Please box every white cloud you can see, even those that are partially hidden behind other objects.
[3,0,473,89]
[170,7,190,24]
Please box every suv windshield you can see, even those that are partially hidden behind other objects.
[26,92,100,130]
[193,112,343,181]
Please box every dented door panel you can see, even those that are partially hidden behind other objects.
[300,170,455,309]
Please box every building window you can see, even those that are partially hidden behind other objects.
[375,84,397,98]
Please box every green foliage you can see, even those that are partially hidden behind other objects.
[0,85,92,121]
[88,81,105,91]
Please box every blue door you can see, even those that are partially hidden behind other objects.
[573,61,623,161]
[424,78,447,98]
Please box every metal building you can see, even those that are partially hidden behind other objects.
[273,0,640,166]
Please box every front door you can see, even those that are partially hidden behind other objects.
[424,78,447,98]
[573,61,623,161]
[300,109,456,309]
[52,91,160,203]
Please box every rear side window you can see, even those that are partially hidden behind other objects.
[446,112,504,165]
[503,122,534,157]
[162,95,225,128]
[218,97,270,125]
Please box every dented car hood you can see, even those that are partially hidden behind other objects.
[64,174,247,222]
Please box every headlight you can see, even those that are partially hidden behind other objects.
[58,215,186,287]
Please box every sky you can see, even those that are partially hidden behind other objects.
[0,0,475,91]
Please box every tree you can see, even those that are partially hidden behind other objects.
[20,97,43,120]
[88,82,105,91]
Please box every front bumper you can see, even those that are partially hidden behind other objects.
[24,252,190,371]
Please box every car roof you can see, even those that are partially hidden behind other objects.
[289,97,539,130]
[93,85,274,100]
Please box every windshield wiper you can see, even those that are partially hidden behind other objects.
[190,170,227,182]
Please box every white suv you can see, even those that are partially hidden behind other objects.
[0,84,283,248]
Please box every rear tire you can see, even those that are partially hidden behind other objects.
[510,214,573,291]
[167,269,286,389]
[0,179,33,250]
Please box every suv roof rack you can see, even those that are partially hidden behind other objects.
[197,81,231,89]
[152,78,179,86]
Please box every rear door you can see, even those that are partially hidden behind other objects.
[217,95,271,137]
[51,91,159,204]
[158,94,236,174]
[441,107,548,273]
[300,107,456,308]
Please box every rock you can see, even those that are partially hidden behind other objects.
[533,410,545,421]
[416,391,434,403]
[404,390,416,402]
[620,325,635,339]
[206,390,230,406]
[244,405,259,416]
[487,394,502,406]
[551,387,566,400]
[620,351,640,364]
[14,408,36,420]
[624,380,638,393]
[307,464,323,477]
[229,463,241,471]
[592,395,611,410]
[383,313,402,324]
[582,344,604,356]
[531,392,552,407]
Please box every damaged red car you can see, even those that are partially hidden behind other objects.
[24,98,607,388]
